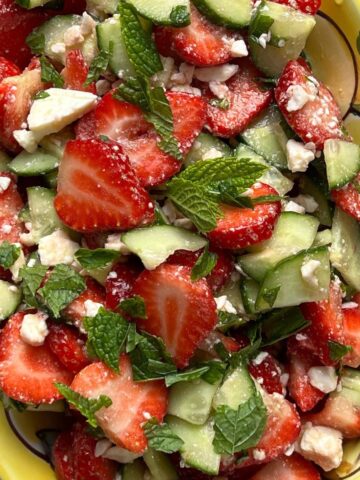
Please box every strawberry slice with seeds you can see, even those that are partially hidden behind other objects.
[208,183,281,250]
[342,297,360,368]
[201,59,273,137]
[62,50,96,94]
[0,173,25,244]
[154,5,240,67]
[271,0,321,14]
[54,138,155,232]
[249,352,283,395]
[250,454,321,480]
[331,172,360,222]
[133,263,218,368]
[275,60,345,150]
[71,354,168,453]
[0,312,73,404]
[105,261,143,311]
[93,91,207,187]
[0,56,21,82]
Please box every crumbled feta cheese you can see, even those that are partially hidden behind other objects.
[170,63,195,86]
[27,88,98,142]
[170,85,201,97]
[173,218,194,230]
[284,200,306,214]
[209,81,229,99]
[252,352,269,365]
[292,194,319,213]
[194,64,239,83]
[202,148,223,160]
[10,247,25,283]
[63,25,84,47]
[342,302,358,310]
[152,56,176,88]
[301,259,321,288]
[0,176,11,193]
[308,366,338,393]
[50,42,66,55]
[38,229,80,266]
[27,258,36,268]
[286,81,318,112]
[252,449,266,461]
[286,139,315,173]
[230,39,248,58]
[13,129,39,153]
[80,12,97,36]
[1,224,12,234]
[20,222,36,247]
[20,311,49,347]
[84,299,103,318]
[215,295,237,314]
[258,31,271,49]
[105,233,130,254]
[95,439,112,457]
[298,423,343,471]
[103,446,142,464]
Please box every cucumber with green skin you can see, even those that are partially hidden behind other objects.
[185,132,232,167]
[122,460,148,480]
[240,277,259,315]
[9,150,59,177]
[324,139,360,189]
[298,174,333,227]
[143,449,178,480]
[192,0,252,28]
[213,364,255,410]
[0,281,22,321]
[125,0,191,26]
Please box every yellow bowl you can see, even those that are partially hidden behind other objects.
[0,1,360,479]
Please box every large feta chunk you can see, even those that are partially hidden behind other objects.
[284,200,306,214]
[292,194,319,213]
[105,233,130,255]
[286,81,318,112]
[20,311,49,346]
[308,366,338,393]
[194,64,239,83]
[0,176,11,193]
[286,139,315,173]
[38,229,80,266]
[13,130,39,153]
[230,39,248,58]
[301,259,321,288]
[215,295,237,314]
[84,299,104,317]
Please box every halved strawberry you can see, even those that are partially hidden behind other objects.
[249,454,321,480]
[154,5,240,67]
[0,63,44,151]
[62,50,96,94]
[93,91,207,187]
[54,138,155,232]
[271,0,321,14]
[275,60,345,150]
[201,59,273,137]
[0,173,25,244]
[53,422,117,480]
[342,300,360,368]
[0,56,21,82]
[249,352,283,395]
[105,261,142,311]
[133,263,218,368]
[0,312,73,404]
[208,183,281,250]
[331,173,360,222]
[71,354,168,453]
[45,323,90,374]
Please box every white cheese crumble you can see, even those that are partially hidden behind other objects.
[286,81,318,112]
[38,229,80,266]
[63,25,84,47]
[292,194,319,213]
[308,366,338,393]
[230,39,248,58]
[252,449,266,461]
[0,176,11,193]
[13,129,39,153]
[202,148,224,160]
[342,302,358,310]
[286,139,315,173]
[10,247,25,283]
[258,31,271,49]
[20,312,49,347]
[102,446,142,464]
[301,259,321,288]
[215,295,237,314]
[194,64,239,83]
[170,85,201,97]
[209,81,229,99]
[84,299,103,318]
[252,351,269,365]
[105,233,130,254]
[284,200,306,214]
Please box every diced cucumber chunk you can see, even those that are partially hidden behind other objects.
[330,208,360,291]
[335,369,360,408]
[192,0,252,28]
[16,0,58,8]
[249,1,316,77]
[324,139,360,189]
[298,174,332,227]
[238,212,320,282]
[185,133,232,166]
[256,246,331,310]
[143,449,178,480]
[0,150,10,172]
[39,128,74,160]
[87,0,119,16]
[167,416,221,475]
[9,150,59,177]
[213,364,255,410]
[236,144,293,196]
[0,280,22,321]
[240,278,259,314]
[168,378,220,425]
[126,0,190,26]
[313,229,332,247]
[122,459,148,480]
[218,279,246,317]
[122,226,207,270]
[96,15,136,79]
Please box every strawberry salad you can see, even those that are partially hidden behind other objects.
[0,0,359,479]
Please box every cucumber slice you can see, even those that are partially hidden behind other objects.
[39,127,74,160]
[256,246,331,310]
[249,1,316,77]
[0,280,22,321]
[122,226,207,270]
[122,459,148,480]
[185,133,232,166]
[236,144,293,196]
[330,208,360,291]
[313,229,332,248]
[240,278,259,314]
[126,0,190,27]
[0,150,10,172]
[96,15,136,79]
[218,279,245,316]
[238,212,320,282]
[168,378,220,425]
[167,416,221,475]
[324,139,360,189]
[9,150,59,177]
[298,174,332,227]
[192,0,252,28]
[240,107,289,169]
[143,449,178,480]
[213,364,255,410]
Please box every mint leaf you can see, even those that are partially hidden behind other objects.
[84,308,130,373]
[191,247,218,281]
[328,340,353,362]
[217,311,245,333]
[55,383,112,428]
[40,56,64,88]
[118,2,163,77]
[38,264,86,317]
[201,361,226,385]
[126,322,140,353]
[144,419,184,453]
[249,1,274,38]
[26,30,45,54]
[114,76,149,111]
[165,366,210,387]
[33,91,50,100]
[119,295,147,319]
[169,5,190,26]
[75,248,119,270]
[213,393,267,455]
[168,178,220,232]
[20,264,48,308]
[260,307,310,346]
[84,47,111,86]
[0,241,20,269]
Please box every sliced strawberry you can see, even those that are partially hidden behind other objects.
[250,454,321,480]
[342,302,360,368]
[0,56,21,82]
[0,312,73,403]
[75,110,97,139]
[93,91,207,187]
[0,173,25,244]
[208,183,281,250]
[198,330,241,357]
[275,60,345,150]
[105,261,142,311]
[133,263,217,368]
[0,63,44,151]
[62,50,96,94]
[249,352,283,395]
[71,354,168,453]
[45,323,90,375]
[154,5,240,67]
[54,138,155,232]
[271,0,321,14]
[201,59,273,137]
[53,422,117,480]
[300,281,345,365]
[331,172,360,222]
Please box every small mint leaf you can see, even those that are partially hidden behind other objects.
[0,241,20,269]
[119,295,147,319]
[40,56,64,88]
[144,419,184,453]
[191,247,218,281]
